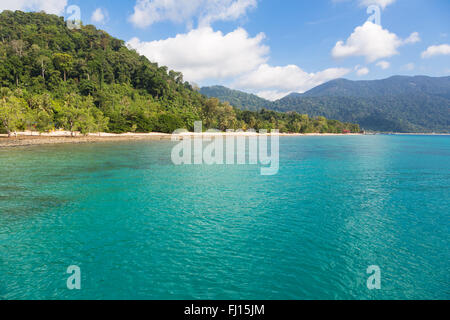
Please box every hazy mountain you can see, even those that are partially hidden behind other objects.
[201,76,450,133]
[298,76,450,99]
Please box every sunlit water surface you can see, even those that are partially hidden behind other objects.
[0,135,449,299]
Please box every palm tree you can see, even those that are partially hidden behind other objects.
[0,88,25,137]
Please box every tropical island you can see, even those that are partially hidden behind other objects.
[0,10,361,148]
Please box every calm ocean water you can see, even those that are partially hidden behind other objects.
[0,135,449,300]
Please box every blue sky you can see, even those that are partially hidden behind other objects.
[1,0,449,100]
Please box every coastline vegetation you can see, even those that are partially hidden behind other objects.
[0,11,360,136]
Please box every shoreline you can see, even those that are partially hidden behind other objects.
[0,131,363,148]
[1,131,448,148]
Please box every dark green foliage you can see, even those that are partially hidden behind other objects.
[200,86,270,111]
[274,76,450,133]
[155,114,185,133]
[0,11,360,134]
[202,76,450,133]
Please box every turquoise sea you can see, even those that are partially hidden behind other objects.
[0,135,449,300]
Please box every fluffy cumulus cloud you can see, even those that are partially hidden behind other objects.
[0,0,67,14]
[358,0,396,9]
[127,0,355,100]
[332,21,419,62]
[91,8,107,24]
[355,66,370,76]
[234,64,351,100]
[376,60,390,69]
[421,44,450,58]
[128,26,350,100]
[127,27,268,82]
[129,0,257,28]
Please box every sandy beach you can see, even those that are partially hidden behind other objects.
[0,133,172,148]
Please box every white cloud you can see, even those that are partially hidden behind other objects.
[421,44,450,58]
[0,0,67,14]
[355,66,370,76]
[358,0,396,9]
[127,27,268,82]
[129,0,257,28]
[91,8,107,24]
[128,26,350,101]
[332,21,419,62]
[255,90,292,101]
[234,64,351,100]
[376,60,390,69]
[404,32,420,44]
[403,63,415,71]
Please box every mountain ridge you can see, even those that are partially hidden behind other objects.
[201,75,450,132]
[199,85,271,111]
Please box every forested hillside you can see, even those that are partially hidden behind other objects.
[200,86,270,111]
[203,76,450,133]
[0,11,360,135]
[274,76,450,133]
[298,76,450,99]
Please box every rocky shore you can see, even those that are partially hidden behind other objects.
[0,131,365,148]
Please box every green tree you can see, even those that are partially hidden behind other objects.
[52,53,73,82]
[58,93,83,136]
[0,88,27,136]
[90,108,109,134]
[36,55,51,84]
[10,39,26,57]
[0,11,363,136]
[26,93,54,132]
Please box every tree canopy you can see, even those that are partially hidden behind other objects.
[0,11,360,135]
[202,76,450,133]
